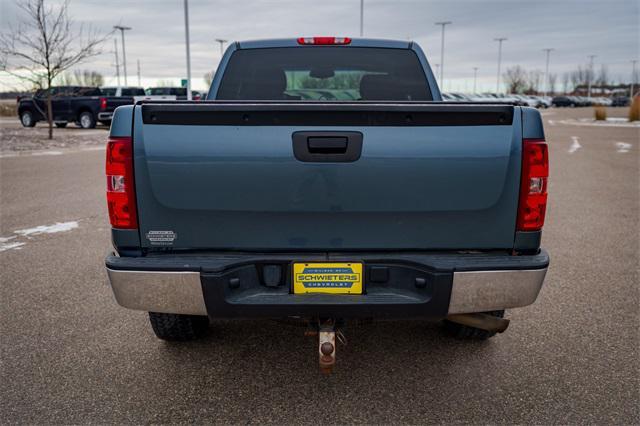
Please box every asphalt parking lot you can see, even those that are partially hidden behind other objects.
[1,108,638,424]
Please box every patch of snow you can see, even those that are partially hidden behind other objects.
[14,221,79,237]
[615,142,632,153]
[606,117,628,123]
[30,151,63,156]
[568,137,582,154]
[558,119,640,128]
[0,241,26,252]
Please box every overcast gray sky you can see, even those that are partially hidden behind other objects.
[1,0,638,91]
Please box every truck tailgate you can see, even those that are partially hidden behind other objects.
[133,103,522,251]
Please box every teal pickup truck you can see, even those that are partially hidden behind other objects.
[104,37,549,371]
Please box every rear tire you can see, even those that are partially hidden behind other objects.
[148,312,209,341]
[443,310,505,340]
[20,110,36,127]
[78,111,96,129]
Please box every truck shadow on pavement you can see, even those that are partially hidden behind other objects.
[147,319,497,406]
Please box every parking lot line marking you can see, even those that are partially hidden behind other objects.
[548,120,555,126]
[568,136,582,154]
[615,142,632,153]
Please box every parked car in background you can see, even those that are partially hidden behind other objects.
[100,87,146,97]
[441,92,470,102]
[144,87,202,100]
[611,96,630,107]
[576,97,592,107]
[482,93,526,105]
[509,94,538,108]
[17,86,133,128]
[592,97,612,106]
[466,93,499,102]
[528,95,551,108]
[552,96,577,107]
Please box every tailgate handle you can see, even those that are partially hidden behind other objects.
[292,131,363,163]
[307,137,348,153]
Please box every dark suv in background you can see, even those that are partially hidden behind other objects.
[551,96,578,107]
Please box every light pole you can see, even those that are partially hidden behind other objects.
[473,67,478,93]
[183,0,192,100]
[360,0,364,37]
[215,38,227,57]
[542,48,554,97]
[137,59,141,87]
[494,37,507,93]
[113,38,120,87]
[587,54,596,98]
[435,21,452,90]
[113,25,132,85]
[631,60,638,98]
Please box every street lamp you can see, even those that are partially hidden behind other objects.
[587,54,596,98]
[215,38,227,57]
[494,37,507,93]
[113,25,132,85]
[113,38,120,87]
[360,0,364,37]
[630,60,637,98]
[542,48,554,97]
[183,0,192,100]
[435,21,452,90]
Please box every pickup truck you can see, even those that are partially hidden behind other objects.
[144,87,202,100]
[17,86,133,128]
[105,37,549,371]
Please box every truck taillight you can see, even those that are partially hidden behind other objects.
[297,37,351,45]
[100,97,107,110]
[517,139,548,232]
[106,136,137,229]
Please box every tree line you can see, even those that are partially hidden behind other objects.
[503,64,636,95]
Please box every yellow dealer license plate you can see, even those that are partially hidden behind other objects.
[293,262,363,294]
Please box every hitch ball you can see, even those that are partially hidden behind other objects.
[321,342,334,356]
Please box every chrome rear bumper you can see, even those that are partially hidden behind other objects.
[448,268,547,314]
[106,265,547,317]
[107,269,207,315]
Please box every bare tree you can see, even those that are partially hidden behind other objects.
[548,73,557,95]
[59,69,104,86]
[596,64,609,87]
[0,0,109,139]
[526,69,543,94]
[155,80,175,87]
[203,71,214,87]
[562,72,570,94]
[503,65,528,93]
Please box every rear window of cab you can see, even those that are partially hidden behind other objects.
[216,47,432,101]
